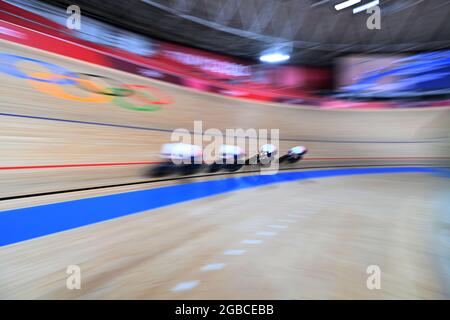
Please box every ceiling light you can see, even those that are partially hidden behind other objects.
[259,53,290,63]
[335,0,361,11]
[353,0,379,13]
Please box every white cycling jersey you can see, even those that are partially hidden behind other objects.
[260,144,278,156]
[288,146,307,156]
[160,143,202,161]
[219,145,245,159]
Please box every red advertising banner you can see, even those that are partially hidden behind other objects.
[6,0,431,109]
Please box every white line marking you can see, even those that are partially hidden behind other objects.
[241,239,263,245]
[256,231,277,237]
[288,214,304,218]
[171,280,199,292]
[201,263,226,272]
[224,249,246,255]
[268,224,288,229]
[335,0,361,11]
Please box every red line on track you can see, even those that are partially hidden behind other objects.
[0,157,448,171]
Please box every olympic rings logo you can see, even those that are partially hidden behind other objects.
[0,53,173,111]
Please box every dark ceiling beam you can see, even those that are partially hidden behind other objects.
[40,0,450,66]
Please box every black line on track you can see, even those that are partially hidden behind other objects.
[0,163,437,202]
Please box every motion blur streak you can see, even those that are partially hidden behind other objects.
[0,0,449,300]
[0,166,444,247]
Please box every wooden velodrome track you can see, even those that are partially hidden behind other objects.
[0,39,449,299]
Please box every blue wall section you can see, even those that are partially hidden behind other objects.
[344,50,450,93]
[0,167,446,247]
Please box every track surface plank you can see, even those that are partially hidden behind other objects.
[0,40,449,299]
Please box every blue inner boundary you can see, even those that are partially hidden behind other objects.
[1,113,446,144]
[0,167,448,247]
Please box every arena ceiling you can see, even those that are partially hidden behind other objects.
[44,0,450,66]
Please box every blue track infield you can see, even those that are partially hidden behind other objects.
[0,167,448,247]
